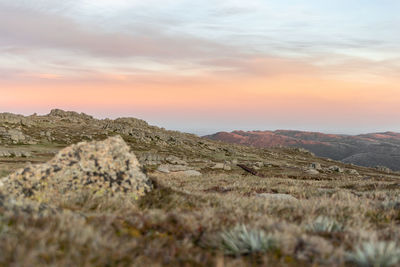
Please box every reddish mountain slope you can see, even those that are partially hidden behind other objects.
[205,130,400,170]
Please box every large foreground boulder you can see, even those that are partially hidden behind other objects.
[0,136,152,200]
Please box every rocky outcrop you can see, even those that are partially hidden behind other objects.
[0,128,31,144]
[48,109,94,121]
[0,136,152,201]
[0,113,32,126]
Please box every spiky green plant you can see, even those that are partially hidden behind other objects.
[217,224,277,255]
[346,241,400,267]
[307,216,344,233]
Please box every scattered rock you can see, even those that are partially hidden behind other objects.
[0,149,32,158]
[346,169,360,176]
[223,163,232,171]
[310,162,322,171]
[254,162,264,168]
[0,150,12,157]
[328,165,343,173]
[0,136,152,200]
[257,193,298,202]
[211,163,224,169]
[157,164,190,173]
[7,129,27,143]
[140,153,164,165]
[166,155,187,165]
[376,166,391,173]
[157,164,170,173]
[211,162,231,170]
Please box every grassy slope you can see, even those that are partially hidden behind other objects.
[1,113,400,266]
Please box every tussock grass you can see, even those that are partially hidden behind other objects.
[1,142,400,266]
[306,216,344,233]
[346,241,400,267]
[216,224,277,255]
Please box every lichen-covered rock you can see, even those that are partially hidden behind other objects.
[0,136,152,201]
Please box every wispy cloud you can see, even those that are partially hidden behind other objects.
[1,0,399,133]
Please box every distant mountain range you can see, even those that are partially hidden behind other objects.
[204,130,400,171]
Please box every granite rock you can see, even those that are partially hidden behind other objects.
[0,136,152,200]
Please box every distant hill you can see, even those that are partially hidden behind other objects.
[204,130,400,171]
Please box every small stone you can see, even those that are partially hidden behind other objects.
[21,151,32,158]
[223,164,232,171]
[254,162,264,168]
[157,165,170,173]
[211,163,224,169]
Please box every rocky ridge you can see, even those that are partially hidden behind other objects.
[0,109,383,184]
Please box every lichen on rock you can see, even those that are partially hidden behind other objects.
[0,135,152,201]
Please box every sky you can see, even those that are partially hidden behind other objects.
[1,0,399,135]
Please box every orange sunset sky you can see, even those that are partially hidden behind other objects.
[1,0,399,134]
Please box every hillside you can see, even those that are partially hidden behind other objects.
[1,110,400,266]
[205,130,400,171]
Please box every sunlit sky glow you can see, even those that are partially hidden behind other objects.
[1,0,399,135]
